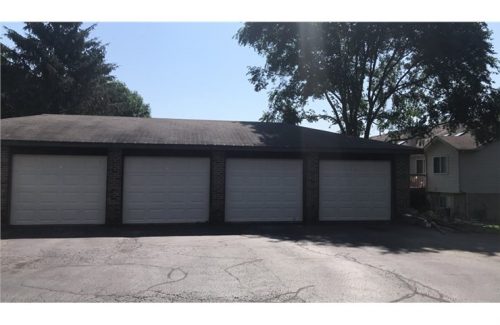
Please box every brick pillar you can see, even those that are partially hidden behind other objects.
[393,154,410,219]
[209,151,225,224]
[1,145,11,226]
[106,148,123,225]
[303,153,319,224]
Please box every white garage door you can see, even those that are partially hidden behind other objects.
[225,159,303,222]
[10,154,107,225]
[319,160,391,221]
[123,157,210,223]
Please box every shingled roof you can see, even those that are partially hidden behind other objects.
[431,134,479,150]
[1,114,419,154]
[371,125,468,149]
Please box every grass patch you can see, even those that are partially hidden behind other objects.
[453,221,500,234]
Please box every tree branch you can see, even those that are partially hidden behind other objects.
[371,45,409,106]
[324,91,346,133]
[377,65,427,112]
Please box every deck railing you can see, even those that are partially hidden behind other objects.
[410,174,426,188]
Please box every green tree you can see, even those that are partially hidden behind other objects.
[85,81,151,117]
[1,22,150,118]
[467,87,500,144]
[236,23,499,143]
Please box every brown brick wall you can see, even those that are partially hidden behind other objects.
[393,154,410,219]
[106,148,123,225]
[209,151,225,223]
[303,153,319,224]
[1,145,11,226]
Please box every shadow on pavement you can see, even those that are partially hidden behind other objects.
[2,222,499,256]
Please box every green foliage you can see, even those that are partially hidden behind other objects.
[236,23,499,142]
[1,22,150,118]
[84,80,151,117]
[467,88,500,144]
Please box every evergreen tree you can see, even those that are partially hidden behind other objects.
[1,22,150,118]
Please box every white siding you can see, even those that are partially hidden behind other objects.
[460,141,500,194]
[425,141,460,193]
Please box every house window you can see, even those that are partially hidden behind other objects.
[416,159,425,174]
[433,156,448,174]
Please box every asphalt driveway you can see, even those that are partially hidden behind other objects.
[1,223,500,302]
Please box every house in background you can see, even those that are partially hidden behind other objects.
[372,128,500,223]
[372,126,462,189]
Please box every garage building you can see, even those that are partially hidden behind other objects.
[1,114,418,225]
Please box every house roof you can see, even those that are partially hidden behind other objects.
[371,125,468,149]
[1,114,419,154]
[431,134,479,151]
[370,133,391,142]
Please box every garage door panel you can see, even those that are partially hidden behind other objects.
[12,210,36,223]
[319,160,391,221]
[10,155,107,225]
[123,157,210,224]
[226,159,302,222]
[37,210,58,223]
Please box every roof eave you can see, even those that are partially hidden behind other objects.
[1,139,420,155]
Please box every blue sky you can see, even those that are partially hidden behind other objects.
[2,22,500,132]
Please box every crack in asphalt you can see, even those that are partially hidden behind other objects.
[222,256,302,301]
[262,285,315,303]
[19,282,165,302]
[20,282,289,303]
[141,267,188,292]
[223,259,263,287]
[295,243,452,302]
[135,285,316,303]
[17,264,188,302]
[337,253,451,302]
[6,235,467,303]
[20,283,99,300]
